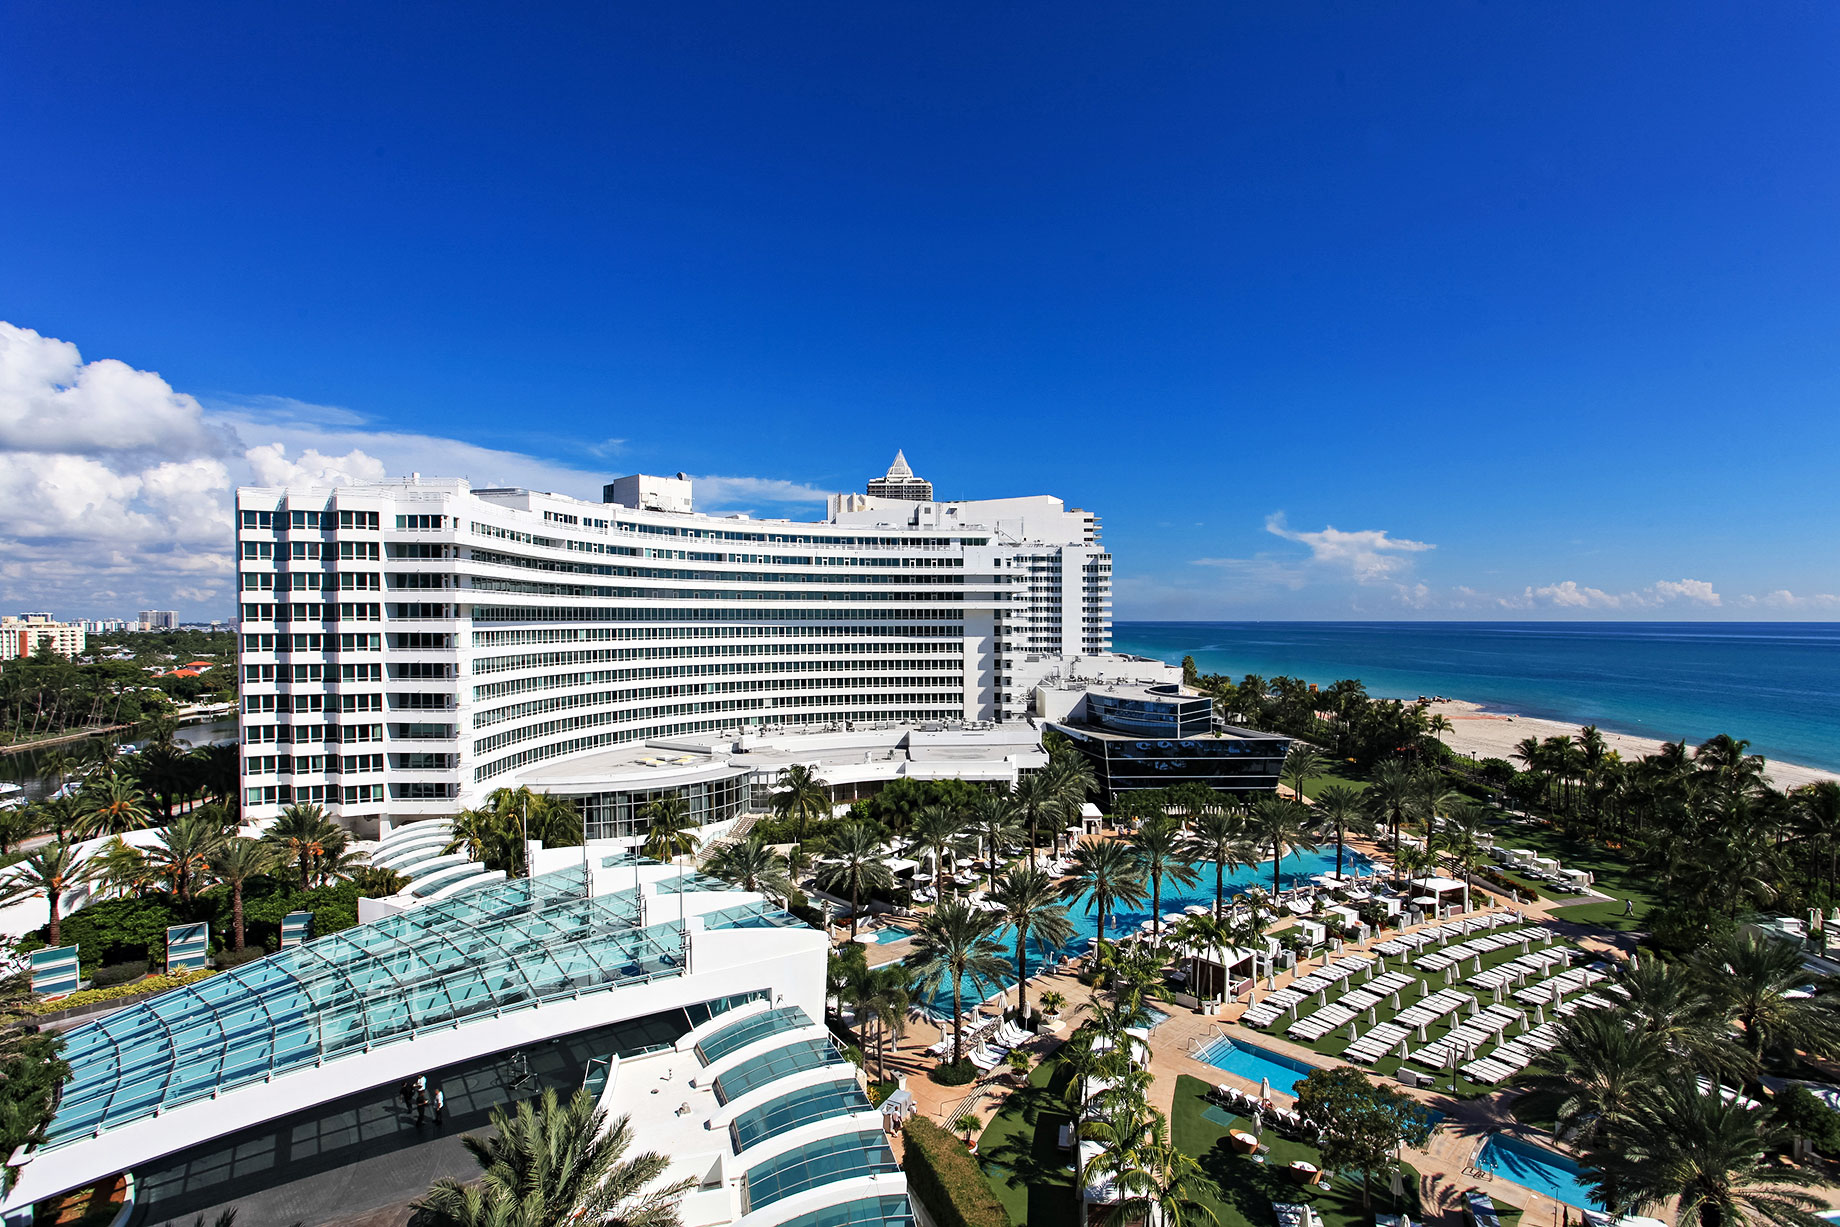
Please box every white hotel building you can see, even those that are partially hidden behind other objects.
[234,455,1119,836]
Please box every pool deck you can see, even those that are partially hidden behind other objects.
[851,830,1840,1224]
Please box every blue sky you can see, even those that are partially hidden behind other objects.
[1,3,1836,619]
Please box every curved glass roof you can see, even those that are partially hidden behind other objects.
[775,1194,913,1227]
[696,1006,811,1066]
[744,1131,897,1214]
[45,867,687,1150]
[713,1038,841,1106]
[729,1079,871,1155]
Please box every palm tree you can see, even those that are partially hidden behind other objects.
[1043,754,1098,854]
[905,804,973,896]
[1519,1006,1667,1149]
[0,840,93,946]
[1593,1078,1824,1227]
[851,962,911,1082]
[638,795,701,866]
[990,866,1075,1022]
[90,835,150,900]
[1172,910,1238,1008]
[261,802,342,890]
[1060,838,1146,950]
[78,777,152,837]
[1011,770,1056,867]
[211,837,275,951]
[414,1087,692,1227]
[1363,760,1418,859]
[447,805,517,873]
[1247,796,1318,897]
[702,837,792,902]
[906,900,1008,1066]
[771,764,832,839]
[1130,816,1200,939]
[1281,745,1323,803]
[1617,957,1750,1083]
[1312,784,1367,880]
[1697,931,1840,1060]
[1426,713,1454,745]
[146,811,226,903]
[1184,806,1253,920]
[966,788,1021,889]
[1117,1113,1219,1227]
[813,822,893,938]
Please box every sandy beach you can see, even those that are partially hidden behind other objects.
[1424,698,1840,792]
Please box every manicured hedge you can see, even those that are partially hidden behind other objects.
[27,969,215,1015]
[901,1117,1010,1227]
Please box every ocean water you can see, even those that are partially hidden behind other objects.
[1113,622,1840,774]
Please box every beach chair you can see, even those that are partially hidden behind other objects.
[1466,1191,1504,1227]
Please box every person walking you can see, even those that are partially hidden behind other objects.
[416,1086,428,1125]
[1623,898,1634,918]
[399,1080,415,1115]
[433,1087,445,1127]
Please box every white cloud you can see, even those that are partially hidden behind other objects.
[1264,512,1435,583]
[0,322,838,616]
[1746,589,1840,610]
[1516,576,1725,611]
[1650,578,1721,606]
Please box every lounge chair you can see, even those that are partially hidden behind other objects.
[1466,1191,1504,1227]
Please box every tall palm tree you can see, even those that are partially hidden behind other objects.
[1426,713,1454,745]
[1281,745,1323,803]
[78,777,152,838]
[850,962,910,1082]
[965,788,1021,889]
[90,835,150,900]
[771,764,832,839]
[1117,1113,1219,1227]
[638,795,701,866]
[211,837,275,951]
[813,822,893,938]
[1592,1078,1824,1227]
[1617,957,1751,1083]
[1172,910,1238,1008]
[1312,784,1368,880]
[261,802,343,890]
[1697,931,1840,1060]
[905,804,973,896]
[990,866,1075,1022]
[1043,754,1098,854]
[702,836,791,902]
[1519,1007,1667,1149]
[1363,760,1418,860]
[1130,816,1200,939]
[146,811,226,903]
[0,840,92,946]
[414,1088,692,1227]
[1247,796,1318,897]
[1060,838,1146,950]
[1184,806,1253,920]
[906,900,1008,1065]
[1011,770,1056,868]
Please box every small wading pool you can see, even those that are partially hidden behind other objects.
[1478,1134,1601,1211]
[1195,1036,1321,1097]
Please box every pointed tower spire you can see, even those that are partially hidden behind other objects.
[886,450,913,479]
[865,450,932,501]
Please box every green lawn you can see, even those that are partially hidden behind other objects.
[1298,766,1369,800]
[1170,1075,1423,1227]
[1489,821,1659,919]
[1547,899,1646,931]
[975,1058,1077,1227]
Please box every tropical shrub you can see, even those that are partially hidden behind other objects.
[26,970,214,1015]
[900,1117,1009,1227]
[929,1058,977,1087]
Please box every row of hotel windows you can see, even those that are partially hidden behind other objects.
[472,656,961,702]
[240,573,381,591]
[474,707,960,782]
[241,633,384,652]
[472,624,963,646]
[470,549,974,585]
[471,692,961,761]
[244,783,448,806]
[467,577,980,603]
[471,605,968,624]
[244,663,453,683]
[241,541,383,560]
[246,753,384,775]
[243,723,386,744]
[238,510,383,530]
[474,675,964,729]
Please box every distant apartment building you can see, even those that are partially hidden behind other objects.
[138,610,178,630]
[233,466,1114,833]
[83,619,132,634]
[862,449,933,501]
[0,616,86,661]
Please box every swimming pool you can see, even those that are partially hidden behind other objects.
[868,926,911,945]
[914,846,1376,1012]
[1478,1134,1601,1211]
[1194,1035,1322,1097]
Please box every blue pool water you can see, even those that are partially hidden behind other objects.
[917,846,1374,1014]
[1478,1135,1600,1211]
[869,926,911,945]
[1195,1036,1322,1097]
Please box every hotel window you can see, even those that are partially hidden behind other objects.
[338,510,381,530]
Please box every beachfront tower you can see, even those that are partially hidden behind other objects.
[865,450,933,501]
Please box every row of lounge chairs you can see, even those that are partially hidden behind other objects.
[1209,1083,1321,1140]
[967,1019,1037,1070]
[1412,925,1551,973]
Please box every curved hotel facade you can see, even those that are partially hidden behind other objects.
[233,456,1112,836]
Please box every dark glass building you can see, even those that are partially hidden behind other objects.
[1047,683,1291,806]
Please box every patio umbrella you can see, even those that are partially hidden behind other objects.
[1348,1020,1360,1042]
[1367,1006,1378,1025]
[1260,1077,1271,1101]
[1416,1024,1427,1042]
[1389,992,1400,1010]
